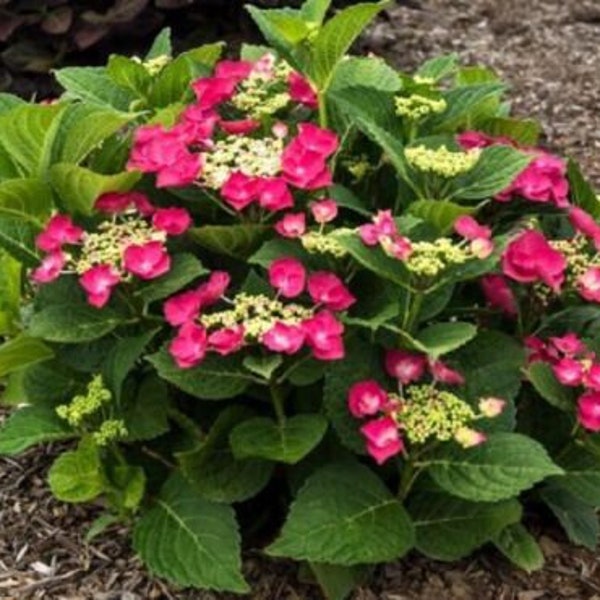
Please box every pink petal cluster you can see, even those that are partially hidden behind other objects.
[31,251,66,284]
[358,210,412,260]
[268,257,307,298]
[501,230,566,292]
[310,199,338,224]
[36,214,83,252]
[275,212,306,238]
[79,265,121,308]
[454,215,494,259]
[480,274,518,316]
[94,191,155,215]
[288,72,318,109]
[123,241,171,280]
[361,417,404,465]
[169,322,208,369]
[385,349,464,386]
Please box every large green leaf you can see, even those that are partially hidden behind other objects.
[123,375,170,442]
[416,322,477,358]
[548,445,600,506]
[133,474,248,593]
[329,56,402,93]
[0,251,21,335]
[409,491,521,560]
[49,163,141,215]
[230,414,328,464]
[267,461,415,564]
[48,437,105,503]
[301,0,332,22]
[309,1,389,88]
[176,406,273,503]
[416,53,458,81]
[0,336,54,378]
[190,224,270,259]
[0,177,53,219]
[408,199,477,235]
[425,433,563,502]
[147,347,251,400]
[567,158,600,217]
[493,523,544,573]
[107,55,152,97]
[0,213,40,265]
[146,28,172,60]
[527,361,574,412]
[29,305,124,343]
[482,117,541,146]
[0,405,73,455]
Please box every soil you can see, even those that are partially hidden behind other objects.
[2,0,600,598]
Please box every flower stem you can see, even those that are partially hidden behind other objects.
[270,380,286,426]
[318,91,328,129]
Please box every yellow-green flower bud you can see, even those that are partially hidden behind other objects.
[405,145,481,178]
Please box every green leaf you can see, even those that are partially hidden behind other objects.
[250,238,314,269]
[527,361,574,412]
[243,354,283,380]
[0,251,21,335]
[0,177,53,218]
[329,56,402,93]
[0,405,73,455]
[310,2,389,88]
[29,305,123,343]
[567,158,600,217]
[107,55,152,96]
[493,523,544,573]
[133,473,248,593]
[416,322,477,358]
[0,336,54,378]
[301,0,332,23]
[308,563,371,600]
[102,329,159,400]
[548,445,600,506]
[85,513,120,542]
[329,184,370,216]
[146,28,172,60]
[54,66,136,111]
[0,93,26,113]
[190,224,270,259]
[0,213,40,265]
[136,253,207,305]
[123,375,170,442]
[148,347,251,400]
[541,484,599,550]
[106,464,146,512]
[177,406,273,503]
[425,433,563,503]
[416,53,459,81]
[48,437,105,503]
[450,145,531,201]
[267,461,414,564]
[230,415,328,464]
[481,117,541,146]
[409,491,521,561]
[408,199,477,234]
[49,163,141,216]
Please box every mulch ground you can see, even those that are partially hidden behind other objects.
[3,0,600,598]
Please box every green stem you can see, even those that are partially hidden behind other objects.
[317,91,328,129]
[398,458,421,500]
[401,292,424,334]
[270,380,286,426]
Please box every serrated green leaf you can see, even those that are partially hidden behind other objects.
[49,163,141,216]
[250,238,314,269]
[267,461,414,564]
[107,55,152,96]
[309,563,371,600]
[329,56,402,93]
[416,53,459,81]
[133,473,249,593]
[123,375,170,442]
[329,184,370,216]
[147,347,251,400]
[146,28,172,60]
[493,523,544,572]
[230,415,328,464]
[567,158,600,217]
[0,177,53,219]
[301,0,332,23]
[409,491,521,560]
[548,445,600,507]
[106,464,146,512]
[481,117,541,146]
[190,224,270,259]
[527,361,574,411]
[416,322,477,358]
[0,336,54,378]
[48,437,104,503]
[0,405,74,455]
[242,354,283,380]
[0,213,40,265]
[425,433,563,502]
[408,199,477,234]
[29,305,123,343]
[135,253,207,305]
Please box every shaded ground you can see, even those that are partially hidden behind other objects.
[2,0,600,598]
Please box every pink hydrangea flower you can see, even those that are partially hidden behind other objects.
[281,142,332,190]
[525,336,558,364]
[348,380,387,418]
[214,59,253,81]
[552,357,584,387]
[36,214,83,252]
[455,427,487,448]
[478,398,506,418]
[380,235,413,260]
[268,257,306,298]
[169,322,208,369]
[360,417,404,465]
[569,207,600,243]
[31,251,66,283]
[257,178,294,212]
[385,349,427,385]
[310,199,338,224]
[359,210,397,246]
[501,230,566,292]
[261,322,305,354]
[221,172,260,211]
[480,274,518,316]
[123,241,171,280]
[79,264,120,309]
[95,191,134,214]
[197,271,231,306]
[578,391,600,431]
[302,310,345,360]
[156,153,202,188]
[191,76,238,109]
[456,131,497,150]
[163,290,203,326]
[429,360,465,385]
[152,207,192,236]
[220,119,261,135]
[296,123,339,157]
[176,104,219,143]
[550,333,585,357]
[454,215,494,259]
[578,267,600,303]
[208,325,245,355]
[307,272,356,311]
[288,72,318,109]
[275,212,306,238]
[584,364,600,391]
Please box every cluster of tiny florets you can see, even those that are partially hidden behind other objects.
[405,145,481,178]
[301,232,348,258]
[395,94,447,120]
[405,239,473,277]
[56,375,111,427]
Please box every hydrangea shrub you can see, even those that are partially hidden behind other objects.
[1,0,600,596]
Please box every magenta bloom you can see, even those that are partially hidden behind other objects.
[302,310,345,361]
[221,172,260,211]
[385,349,427,385]
[31,251,66,284]
[552,357,584,387]
[501,230,566,292]
[257,178,294,212]
[584,364,600,391]
[36,214,83,252]
[549,333,585,357]
[307,272,355,311]
[454,215,491,241]
[310,199,338,224]
[169,322,208,369]
[296,123,339,157]
[191,76,237,109]
[288,72,317,109]
[578,391,600,432]
[197,271,231,307]
[152,207,192,236]
[163,290,203,327]
[480,274,517,316]
[79,264,120,309]
[348,380,387,418]
[220,119,260,135]
[208,325,245,356]
[569,207,600,242]
[214,59,253,81]
[268,257,306,298]
[275,212,306,238]
[281,142,332,190]
[578,267,600,303]
[360,417,404,465]
[262,322,305,354]
[123,241,171,280]
[429,360,465,386]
